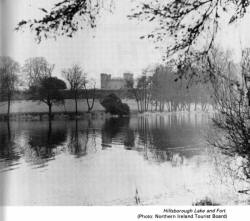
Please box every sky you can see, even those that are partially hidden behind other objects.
[1,0,250,87]
[0,0,162,87]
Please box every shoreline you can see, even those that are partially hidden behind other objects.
[0,99,214,121]
[0,109,214,122]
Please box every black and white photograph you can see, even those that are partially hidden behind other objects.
[1,0,250,219]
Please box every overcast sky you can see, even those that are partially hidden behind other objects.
[1,0,250,87]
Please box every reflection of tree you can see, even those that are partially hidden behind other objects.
[7,120,11,141]
[67,119,97,157]
[137,115,203,163]
[124,129,135,149]
[101,117,135,149]
[68,119,81,155]
[26,121,67,165]
[0,121,20,166]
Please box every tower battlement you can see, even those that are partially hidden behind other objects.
[100,73,133,90]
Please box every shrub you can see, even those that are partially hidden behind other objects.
[100,93,130,116]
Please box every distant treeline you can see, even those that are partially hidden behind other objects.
[1,87,211,104]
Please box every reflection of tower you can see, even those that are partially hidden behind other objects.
[100,73,111,89]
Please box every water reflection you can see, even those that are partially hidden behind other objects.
[135,114,207,163]
[2,113,236,205]
[0,121,21,170]
[0,113,208,171]
[67,119,98,157]
[20,121,67,168]
[101,117,135,149]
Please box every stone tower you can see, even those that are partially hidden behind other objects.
[123,73,133,82]
[100,73,111,89]
[123,73,133,88]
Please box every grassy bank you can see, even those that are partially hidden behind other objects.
[0,99,139,115]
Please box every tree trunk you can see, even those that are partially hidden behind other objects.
[7,93,11,120]
[48,103,52,121]
[86,88,96,113]
[155,100,158,111]
[74,91,78,115]
[136,99,140,112]
[47,120,52,147]
[140,98,144,113]
[87,97,95,113]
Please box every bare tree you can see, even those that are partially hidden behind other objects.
[23,57,54,88]
[210,76,250,179]
[0,56,20,119]
[83,78,96,113]
[204,48,250,184]
[62,64,86,115]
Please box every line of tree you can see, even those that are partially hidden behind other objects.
[0,56,97,120]
[130,64,212,113]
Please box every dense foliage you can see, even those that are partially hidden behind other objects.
[100,93,130,116]
[31,77,67,119]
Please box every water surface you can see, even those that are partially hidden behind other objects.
[0,113,248,205]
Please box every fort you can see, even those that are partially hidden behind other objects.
[100,73,133,90]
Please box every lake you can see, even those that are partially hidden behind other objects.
[0,112,249,205]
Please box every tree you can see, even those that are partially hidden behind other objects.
[16,0,250,81]
[199,48,250,189]
[23,57,54,88]
[129,0,250,80]
[16,0,114,42]
[100,93,130,116]
[83,78,96,113]
[209,76,250,181]
[131,68,153,113]
[0,56,20,119]
[151,65,174,112]
[62,64,86,115]
[32,77,67,120]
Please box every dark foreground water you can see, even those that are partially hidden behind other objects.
[0,112,249,205]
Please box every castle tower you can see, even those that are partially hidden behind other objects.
[123,73,133,82]
[100,73,111,89]
[123,72,134,88]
